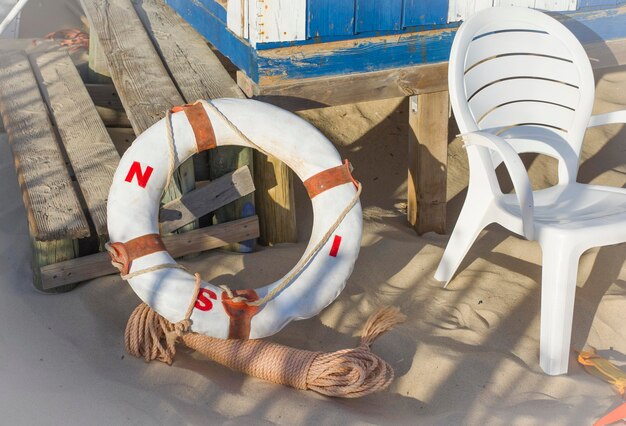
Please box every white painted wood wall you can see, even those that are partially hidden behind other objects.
[227,0,306,47]
[448,0,577,22]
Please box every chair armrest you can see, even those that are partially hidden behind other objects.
[460,132,535,240]
[588,110,626,127]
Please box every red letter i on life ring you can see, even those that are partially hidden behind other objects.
[125,161,154,188]
[329,235,342,257]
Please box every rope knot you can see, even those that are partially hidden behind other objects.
[105,242,129,275]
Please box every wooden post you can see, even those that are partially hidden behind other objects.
[254,153,297,245]
[407,91,449,235]
[88,31,112,84]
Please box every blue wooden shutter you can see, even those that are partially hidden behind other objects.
[307,0,355,38]
[402,0,448,27]
[355,0,403,33]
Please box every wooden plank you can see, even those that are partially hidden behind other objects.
[30,47,120,236]
[407,91,449,235]
[160,166,255,234]
[80,0,185,134]
[238,34,625,111]
[132,0,244,100]
[307,0,355,38]
[85,83,125,111]
[355,0,403,33]
[81,0,196,233]
[237,62,449,109]
[403,0,447,27]
[248,0,306,45]
[226,0,248,39]
[107,127,136,155]
[95,106,132,128]
[40,216,261,289]
[0,50,90,241]
[88,31,112,84]
[254,154,297,245]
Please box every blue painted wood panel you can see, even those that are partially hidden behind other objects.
[257,30,457,80]
[195,0,227,22]
[355,0,403,33]
[165,0,259,80]
[169,0,626,83]
[578,0,617,8]
[307,0,355,38]
[402,0,448,27]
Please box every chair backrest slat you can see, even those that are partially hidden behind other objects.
[449,6,595,181]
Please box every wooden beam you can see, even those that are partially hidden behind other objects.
[80,0,185,134]
[106,127,136,155]
[0,50,90,241]
[132,0,245,101]
[254,154,297,245]
[88,30,112,84]
[81,0,196,231]
[160,166,255,234]
[407,91,449,235]
[237,62,449,110]
[236,36,626,112]
[40,216,261,289]
[30,47,120,236]
[85,83,125,111]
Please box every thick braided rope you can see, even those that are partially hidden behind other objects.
[125,304,405,397]
[199,99,362,307]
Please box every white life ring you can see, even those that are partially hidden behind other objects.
[107,99,362,339]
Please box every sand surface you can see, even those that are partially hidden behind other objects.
[1,66,626,425]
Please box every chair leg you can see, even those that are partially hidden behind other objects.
[538,238,581,375]
[434,196,491,286]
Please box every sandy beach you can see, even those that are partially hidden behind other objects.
[1,22,626,425]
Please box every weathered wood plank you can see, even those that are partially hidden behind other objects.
[407,92,449,235]
[254,154,297,245]
[107,127,136,155]
[88,30,112,84]
[132,0,245,101]
[237,62,449,110]
[85,83,125,112]
[40,216,261,289]
[160,166,255,234]
[80,0,186,134]
[0,50,90,241]
[95,106,132,128]
[81,0,196,232]
[30,47,120,236]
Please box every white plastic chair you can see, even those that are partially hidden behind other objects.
[435,6,626,375]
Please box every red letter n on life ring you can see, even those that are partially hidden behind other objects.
[125,161,154,188]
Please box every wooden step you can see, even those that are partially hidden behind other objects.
[0,48,90,241]
[31,47,121,237]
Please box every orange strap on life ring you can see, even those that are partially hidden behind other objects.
[171,103,217,152]
[303,159,358,199]
[107,234,166,276]
[222,289,260,339]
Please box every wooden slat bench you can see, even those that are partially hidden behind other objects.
[0,40,259,291]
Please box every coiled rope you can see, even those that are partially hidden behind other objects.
[125,304,405,398]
